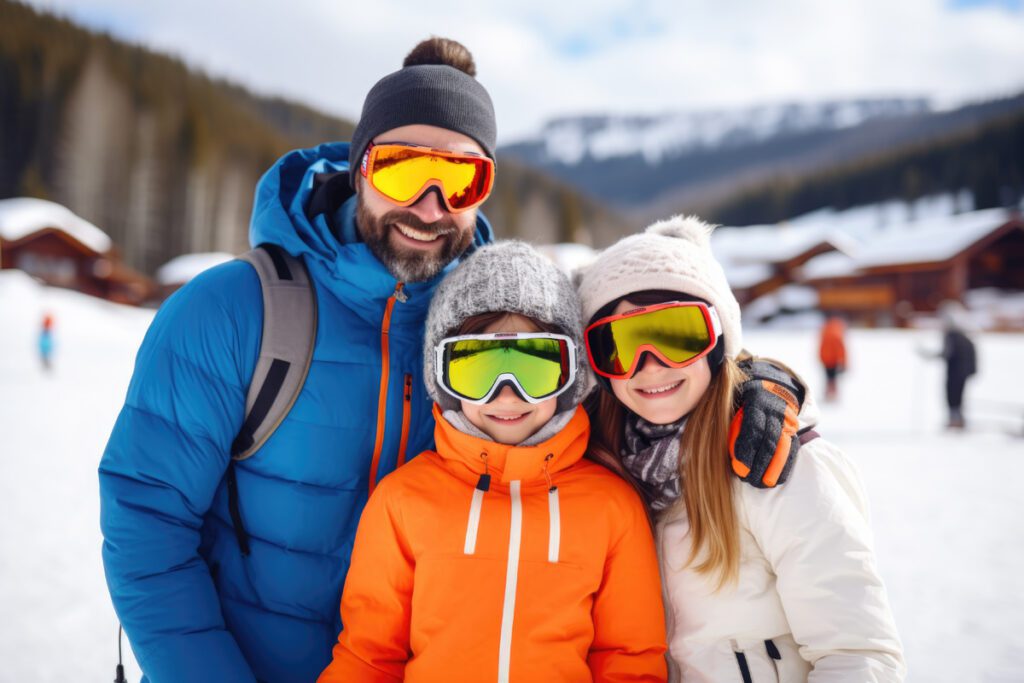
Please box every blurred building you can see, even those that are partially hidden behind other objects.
[803,210,1023,327]
[0,197,153,305]
[714,197,1024,329]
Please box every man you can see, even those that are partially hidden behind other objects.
[100,38,497,682]
[935,300,977,429]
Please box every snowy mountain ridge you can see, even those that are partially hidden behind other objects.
[516,98,930,165]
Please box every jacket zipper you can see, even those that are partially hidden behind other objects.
[368,283,404,495]
[462,475,561,675]
[396,374,413,469]
[498,480,523,683]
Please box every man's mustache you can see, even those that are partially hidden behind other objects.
[382,209,458,238]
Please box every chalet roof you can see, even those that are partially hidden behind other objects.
[0,198,112,254]
[795,207,1015,280]
[717,191,1021,290]
[800,251,858,280]
[156,252,236,285]
[711,222,855,266]
[854,208,1013,268]
[722,262,775,289]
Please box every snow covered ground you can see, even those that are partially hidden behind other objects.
[1,270,1022,682]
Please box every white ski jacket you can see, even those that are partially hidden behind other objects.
[657,400,905,682]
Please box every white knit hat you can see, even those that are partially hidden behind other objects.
[575,215,742,358]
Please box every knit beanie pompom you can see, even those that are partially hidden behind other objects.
[576,214,742,358]
[646,215,714,246]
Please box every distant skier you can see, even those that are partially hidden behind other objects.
[818,314,847,402]
[38,313,54,371]
[921,301,977,430]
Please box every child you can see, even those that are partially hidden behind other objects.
[39,312,54,371]
[576,217,905,682]
[319,241,668,682]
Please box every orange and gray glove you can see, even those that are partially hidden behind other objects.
[729,359,805,488]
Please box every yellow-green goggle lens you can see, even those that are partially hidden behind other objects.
[445,338,568,401]
[588,306,711,377]
[371,147,492,209]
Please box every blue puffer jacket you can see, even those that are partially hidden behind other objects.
[99,142,493,682]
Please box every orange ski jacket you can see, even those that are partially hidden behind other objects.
[819,318,847,369]
[319,405,668,683]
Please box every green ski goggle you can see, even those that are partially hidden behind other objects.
[435,332,577,405]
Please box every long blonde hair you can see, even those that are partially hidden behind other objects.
[586,356,747,589]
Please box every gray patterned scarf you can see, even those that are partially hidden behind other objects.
[621,413,686,511]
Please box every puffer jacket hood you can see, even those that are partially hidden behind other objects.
[431,404,589,486]
[250,141,493,324]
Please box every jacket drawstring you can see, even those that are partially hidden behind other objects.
[464,452,490,555]
[544,454,560,563]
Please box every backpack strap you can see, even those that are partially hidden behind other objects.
[231,244,318,460]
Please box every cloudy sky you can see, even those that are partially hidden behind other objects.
[25,0,1024,142]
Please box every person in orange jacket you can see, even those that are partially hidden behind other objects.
[319,241,668,682]
[819,314,847,402]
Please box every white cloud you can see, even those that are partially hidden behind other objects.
[24,0,1024,141]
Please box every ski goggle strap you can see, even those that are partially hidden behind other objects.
[361,142,495,213]
[585,302,723,380]
[435,332,577,405]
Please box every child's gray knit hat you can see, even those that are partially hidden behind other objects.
[424,240,588,412]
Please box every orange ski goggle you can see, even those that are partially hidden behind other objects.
[360,142,495,213]
[585,301,723,380]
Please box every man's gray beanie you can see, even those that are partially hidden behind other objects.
[424,241,588,412]
[348,64,497,188]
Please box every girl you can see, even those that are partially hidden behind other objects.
[319,241,668,682]
[576,216,905,682]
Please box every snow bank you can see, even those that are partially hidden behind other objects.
[0,272,153,680]
[156,252,236,285]
[0,197,112,254]
[535,242,597,276]
[3,271,1024,682]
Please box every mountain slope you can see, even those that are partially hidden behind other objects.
[501,95,1024,226]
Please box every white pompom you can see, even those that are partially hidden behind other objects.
[645,214,716,246]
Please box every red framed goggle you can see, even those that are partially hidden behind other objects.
[585,301,723,380]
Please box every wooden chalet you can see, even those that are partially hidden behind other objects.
[0,198,153,305]
[715,204,1024,328]
[801,210,1024,327]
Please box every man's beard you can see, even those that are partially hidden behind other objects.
[356,198,475,283]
